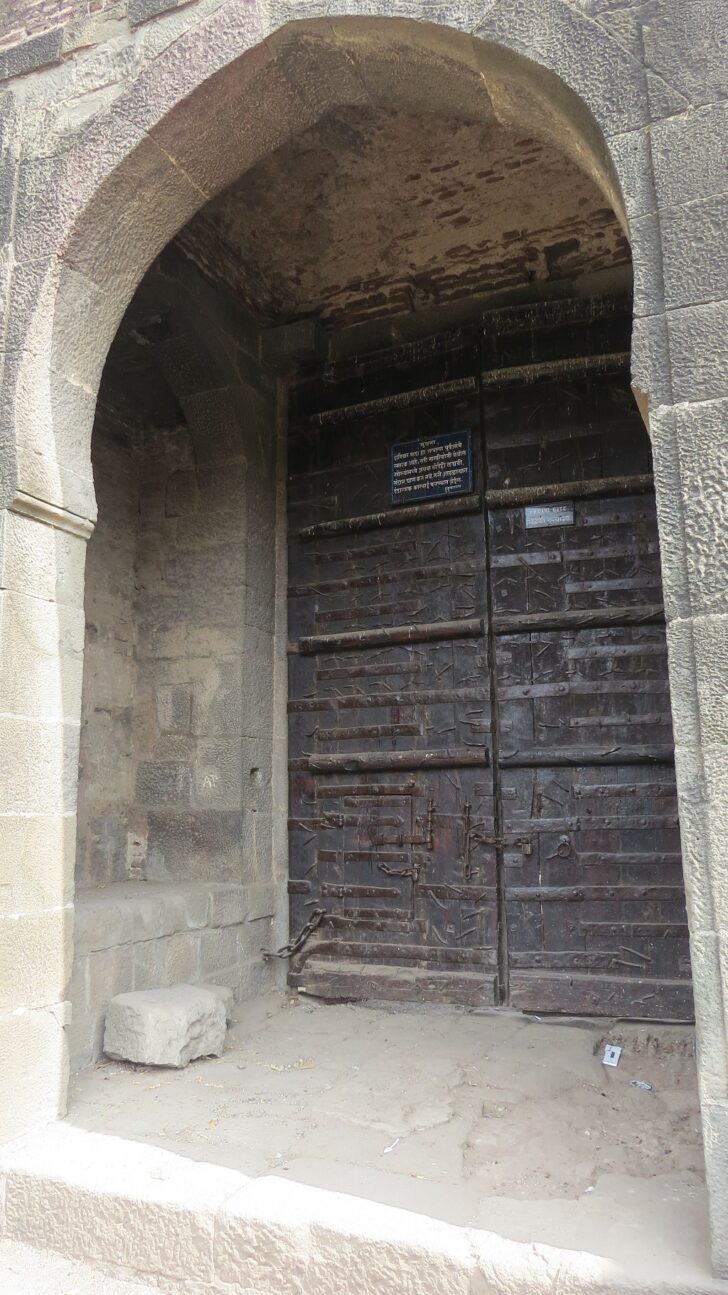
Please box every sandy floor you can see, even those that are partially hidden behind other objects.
[69,992,709,1274]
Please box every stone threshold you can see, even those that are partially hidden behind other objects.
[0,1123,725,1295]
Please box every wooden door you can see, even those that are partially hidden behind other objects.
[287,340,498,1005]
[285,301,693,1020]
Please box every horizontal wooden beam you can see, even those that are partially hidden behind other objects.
[295,616,484,656]
[303,351,630,427]
[299,492,482,540]
[309,376,476,426]
[485,472,653,509]
[498,744,674,767]
[492,603,665,635]
[299,748,490,773]
[481,350,629,389]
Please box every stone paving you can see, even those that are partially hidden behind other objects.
[69,991,709,1279]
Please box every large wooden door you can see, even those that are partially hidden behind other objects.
[286,301,693,1020]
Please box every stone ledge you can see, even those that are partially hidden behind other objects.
[74,881,248,954]
[0,1123,724,1295]
[71,881,274,1071]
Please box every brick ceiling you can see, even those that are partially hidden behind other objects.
[173,105,631,335]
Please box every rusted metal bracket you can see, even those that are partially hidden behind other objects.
[461,802,533,880]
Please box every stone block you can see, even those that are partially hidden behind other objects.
[103,985,227,1067]
[198,925,240,978]
[87,944,134,1011]
[209,884,248,929]
[668,304,728,406]
[198,982,235,1020]
[0,815,75,915]
[163,932,200,984]
[164,544,245,596]
[0,509,87,608]
[685,615,728,746]
[145,810,243,882]
[607,127,656,223]
[141,46,317,201]
[181,387,247,464]
[156,334,228,398]
[182,885,213,930]
[261,317,328,367]
[132,936,165,992]
[0,30,63,82]
[244,580,276,634]
[156,685,192,734]
[76,814,130,888]
[135,761,191,808]
[642,0,728,108]
[192,740,243,810]
[665,618,700,749]
[130,885,188,943]
[0,905,73,1013]
[194,660,243,737]
[689,930,728,1105]
[175,509,245,549]
[649,406,691,621]
[237,956,276,1001]
[701,1102,728,1278]
[661,193,728,311]
[631,309,672,413]
[674,399,728,614]
[128,0,187,23]
[0,1005,68,1140]
[0,714,79,815]
[474,0,685,132]
[651,101,728,208]
[629,211,664,316]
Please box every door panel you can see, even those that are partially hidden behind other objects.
[485,358,691,1020]
[286,304,693,1019]
[288,364,499,1004]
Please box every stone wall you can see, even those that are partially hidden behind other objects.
[2,0,728,1277]
[70,255,288,1065]
[75,405,139,888]
[69,880,265,1067]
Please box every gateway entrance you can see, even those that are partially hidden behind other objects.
[287,299,692,1020]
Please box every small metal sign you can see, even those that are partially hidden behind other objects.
[524,502,575,529]
[602,1043,622,1068]
[391,431,472,506]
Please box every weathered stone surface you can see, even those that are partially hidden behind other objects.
[668,303,728,406]
[198,982,234,1020]
[0,1004,69,1140]
[1,0,728,1277]
[661,194,728,311]
[0,30,62,82]
[674,399,728,615]
[103,985,227,1066]
[651,102,728,209]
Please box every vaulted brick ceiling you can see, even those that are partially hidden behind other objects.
[174,105,630,333]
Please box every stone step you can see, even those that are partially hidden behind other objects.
[0,1123,725,1295]
[0,1238,162,1295]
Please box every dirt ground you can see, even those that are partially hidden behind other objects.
[69,992,709,1275]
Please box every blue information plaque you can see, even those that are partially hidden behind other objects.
[391,430,473,506]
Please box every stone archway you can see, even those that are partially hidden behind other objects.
[2,1,727,1275]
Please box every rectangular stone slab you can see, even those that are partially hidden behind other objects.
[103,985,227,1067]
